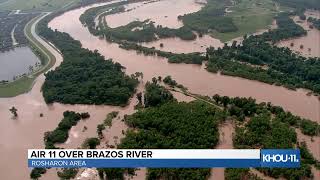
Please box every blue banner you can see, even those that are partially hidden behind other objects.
[260,149,300,168]
[29,159,261,168]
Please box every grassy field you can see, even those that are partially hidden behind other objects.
[0,77,35,97]
[211,0,279,42]
[0,0,79,12]
[0,13,56,97]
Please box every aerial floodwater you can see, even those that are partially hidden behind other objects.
[0,0,319,180]
[140,34,224,53]
[277,10,320,57]
[49,1,320,123]
[104,0,204,28]
[0,47,40,81]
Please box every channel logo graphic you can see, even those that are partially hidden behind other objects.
[260,149,300,168]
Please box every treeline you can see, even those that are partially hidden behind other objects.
[30,111,89,179]
[101,81,222,179]
[225,168,261,180]
[80,1,197,42]
[37,11,138,105]
[79,0,319,96]
[44,111,90,149]
[211,94,320,136]
[119,41,205,64]
[100,13,197,42]
[80,0,237,43]
[97,168,135,180]
[180,0,237,33]
[274,0,320,10]
[308,17,320,30]
[205,12,320,94]
[79,1,128,35]
[118,101,224,179]
[209,94,320,179]
[143,80,175,107]
[206,40,320,94]
[98,80,319,179]
[97,111,119,138]
[234,113,313,179]
[258,12,306,42]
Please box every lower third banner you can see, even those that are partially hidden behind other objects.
[28,149,300,168]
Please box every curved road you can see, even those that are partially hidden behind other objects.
[26,12,62,74]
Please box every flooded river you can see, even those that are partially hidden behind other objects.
[277,10,320,57]
[49,3,319,178]
[105,0,203,29]
[140,34,224,53]
[0,1,319,179]
[49,2,320,123]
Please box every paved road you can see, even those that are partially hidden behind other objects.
[26,13,63,75]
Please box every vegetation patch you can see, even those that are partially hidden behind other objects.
[97,111,119,138]
[207,94,319,179]
[143,81,175,107]
[57,168,79,180]
[206,12,320,95]
[116,101,223,179]
[38,12,139,105]
[274,0,320,10]
[30,111,89,179]
[80,0,237,43]
[82,137,100,149]
[104,111,119,127]
[210,94,319,178]
[211,94,320,136]
[44,111,89,149]
[225,168,261,180]
[120,41,205,64]
[308,17,320,30]
[30,168,47,179]
[180,0,237,34]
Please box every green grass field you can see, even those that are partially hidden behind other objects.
[211,0,279,42]
[0,0,79,12]
[0,77,35,97]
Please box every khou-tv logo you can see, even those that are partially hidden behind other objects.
[260,149,300,168]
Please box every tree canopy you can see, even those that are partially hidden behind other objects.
[118,101,224,179]
[144,81,175,107]
[38,11,138,105]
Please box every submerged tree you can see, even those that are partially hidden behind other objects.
[9,106,18,117]
[136,92,143,105]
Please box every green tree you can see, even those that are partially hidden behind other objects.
[9,106,18,117]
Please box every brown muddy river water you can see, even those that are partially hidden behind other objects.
[104,0,203,29]
[49,2,320,122]
[0,0,319,179]
[277,10,320,57]
[140,34,224,53]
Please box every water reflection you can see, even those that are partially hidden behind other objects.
[0,47,40,81]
